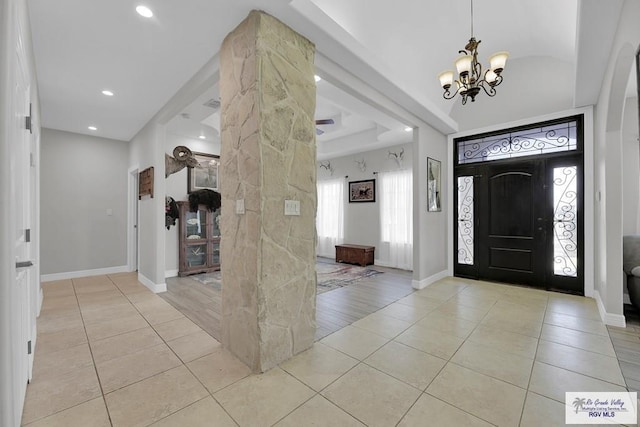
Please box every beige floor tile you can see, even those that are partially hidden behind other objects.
[35,325,87,355]
[394,324,465,360]
[97,343,182,393]
[547,296,601,320]
[544,311,609,336]
[166,329,221,363]
[23,397,110,427]
[76,291,129,309]
[426,363,526,427]
[40,294,78,312]
[398,393,493,427]
[541,323,617,357]
[41,279,75,297]
[365,341,446,390]
[415,312,478,338]
[429,300,491,322]
[153,317,202,342]
[466,325,538,359]
[134,299,185,325]
[214,367,315,427]
[274,394,365,427]
[394,294,444,311]
[150,397,236,427]
[279,342,358,391]
[351,312,412,338]
[187,348,252,394]
[520,391,566,427]
[32,342,94,381]
[105,365,208,427]
[529,361,628,403]
[490,299,546,321]
[536,340,626,386]
[125,291,158,304]
[430,278,470,291]
[320,325,389,360]
[37,311,84,335]
[413,285,460,301]
[90,326,164,364]
[84,313,149,342]
[375,302,430,323]
[480,313,543,338]
[73,282,118,295]
[22,366,102,425]
[450,340,534,388]
[322,363,421,427]
[448,292,499,309]
[497,294,549,313]
[113,281,148,295]
[80,301,140,325]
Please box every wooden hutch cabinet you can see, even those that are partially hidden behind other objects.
[177,201,221,276]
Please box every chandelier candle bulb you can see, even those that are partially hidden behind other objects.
[485,69,498,84]
[455,55,473,75]
[489,51,509,73]
[438,71,454,89]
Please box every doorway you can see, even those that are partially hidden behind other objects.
[454,116,584,294]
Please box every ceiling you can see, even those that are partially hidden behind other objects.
[28,0,629,156]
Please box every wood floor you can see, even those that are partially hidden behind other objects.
[608,304,640,394]
[161,258,414,342]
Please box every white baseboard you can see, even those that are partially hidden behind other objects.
[41,265,129,282]
[138,272,167,294]
[594,290,626,327]
[165,269,178,278]
[412,270,450,290]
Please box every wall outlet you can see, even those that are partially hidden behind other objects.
[236,199,245,215]
[284,200,300,216]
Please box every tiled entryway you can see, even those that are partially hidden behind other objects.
[24,273,636,426]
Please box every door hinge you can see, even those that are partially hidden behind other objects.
[25,228,30,243]
[27,340,32,355]
[25,103,33,134]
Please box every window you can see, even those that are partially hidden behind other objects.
[316,178,344,258]
[457,176,474,265]
[379,169,413,269]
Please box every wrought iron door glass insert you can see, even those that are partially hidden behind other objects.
[458,121,577,164]
[457,176,474,265]
[553,166,578,277]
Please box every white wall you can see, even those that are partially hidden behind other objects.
[622,96,640,235]
[40,129,128,275]
[593,0,640,324]
[450,56,574,131]
[164,133,219,275]
[317,142,412,267]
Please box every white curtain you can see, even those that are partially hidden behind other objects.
[380,169,413,269]
[316,178,344,258]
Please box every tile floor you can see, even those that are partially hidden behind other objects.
[23,273,638,426]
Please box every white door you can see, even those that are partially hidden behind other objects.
[11,25,34,419]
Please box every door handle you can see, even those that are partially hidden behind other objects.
[16,260,33,269]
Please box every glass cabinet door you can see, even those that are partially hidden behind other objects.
[185,209,207,240]
[212,209,221,237]
[211,240,220,265]
[186,244,207,267]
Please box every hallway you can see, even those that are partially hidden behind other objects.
[24,272,635,426]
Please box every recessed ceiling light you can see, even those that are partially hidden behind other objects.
[404,126,413,132]
[88,126,97,131]
[199,135,206,140]
[136,5,153,18]
[314,75,322,83]
[102,90,114,96]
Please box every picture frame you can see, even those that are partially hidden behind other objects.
[427,157,442,212]
[187,152,220,193]
[349,179,376,203]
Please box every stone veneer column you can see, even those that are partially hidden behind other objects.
[219,10,317,372]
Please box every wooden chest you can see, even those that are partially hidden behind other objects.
[335,244,375,267]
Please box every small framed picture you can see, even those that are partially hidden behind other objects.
[188,152,220,193]
[427,157,442,212]
[349,179,376,203]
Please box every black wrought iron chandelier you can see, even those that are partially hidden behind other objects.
[438,0,509,104]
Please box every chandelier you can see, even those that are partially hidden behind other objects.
[437,0,509,104]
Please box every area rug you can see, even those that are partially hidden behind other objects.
[189,263,383,295]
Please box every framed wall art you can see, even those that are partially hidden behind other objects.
[187,152,220,193]
[427,157,441,212]
[349,179,376,203]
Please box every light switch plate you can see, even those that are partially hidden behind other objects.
[284,200,300,216]
[236,199,245,214]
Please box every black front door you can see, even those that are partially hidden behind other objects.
[477,160,546,286]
